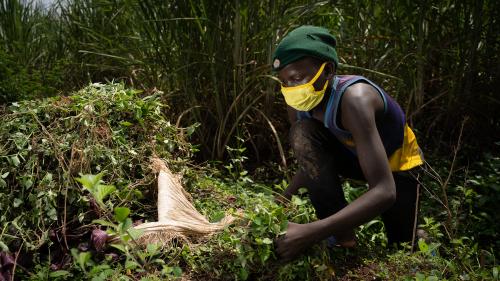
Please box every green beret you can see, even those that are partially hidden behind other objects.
[272,25,339,71]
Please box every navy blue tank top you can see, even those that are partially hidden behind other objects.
[297,75,406,158]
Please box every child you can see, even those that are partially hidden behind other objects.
[272,25,423,260]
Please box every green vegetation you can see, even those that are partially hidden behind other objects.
[0,83,497,280]
[1,0,499,280]
[1,0,498,160]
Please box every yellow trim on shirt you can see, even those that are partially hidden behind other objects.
[388,124,424,171]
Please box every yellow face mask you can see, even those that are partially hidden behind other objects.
[281,62,329,111]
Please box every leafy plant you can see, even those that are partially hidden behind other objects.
[1,81,498,280]
[76,173,116,209]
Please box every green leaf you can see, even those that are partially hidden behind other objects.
[147,243,158,255]
[79,252,91,269]
[76,173,115,208]
[114,207,130,222]
[239,267,248,280]
[95,184,116,203]
[41,172,53,185]
[172,266,182,277]
[110,243,126,253]
[186,126,196,136]
[125,259,139,270]
[210,211,225,222]
[71,249,91,272]
[0,178,7,188]
[121,218,133,232]
[22,178,33,188]
[162,265,173,275]
[418,239,429,253]
[153,258,165,265]
[291,196,306,206]
[262,238,273,245]
[0,241,9,252]
[127,228,144,241]
[76,173,104,190]
[47,208,58,221]
[49,270,71,278]
[13,198,23,207]
[10,155,20,167]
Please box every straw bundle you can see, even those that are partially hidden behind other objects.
[112,157,235,245]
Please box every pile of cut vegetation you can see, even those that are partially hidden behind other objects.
[0,83,333,280]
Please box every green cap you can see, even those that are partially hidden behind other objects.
[272,25,338,71]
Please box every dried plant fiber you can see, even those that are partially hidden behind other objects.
[113,157,235,245]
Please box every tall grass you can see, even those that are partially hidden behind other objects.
[1,0,498,163]
[0,0,67,100]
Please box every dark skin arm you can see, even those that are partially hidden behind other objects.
[276,82,397,261]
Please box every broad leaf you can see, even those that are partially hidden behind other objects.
[114,207,130,222]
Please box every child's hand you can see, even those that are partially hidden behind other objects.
[275,222,314,261]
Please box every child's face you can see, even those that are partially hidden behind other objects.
[278,57,332,91]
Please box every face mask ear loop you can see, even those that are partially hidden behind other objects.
[309,62,327,85]
[318,78,329,93]
[281,62,328,91]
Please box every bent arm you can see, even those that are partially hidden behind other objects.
[304,83,396,242]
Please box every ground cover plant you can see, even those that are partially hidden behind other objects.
[1,1,499,279]
[0,83,498,280]
[0,83,333,280]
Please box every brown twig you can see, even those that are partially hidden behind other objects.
[411,174,420,253]
[411,162,452,240]
[441,117,468,231]
[452,165,470,238]
[10,241,23,281]
[253,108,290,182]
[30,113,70,250]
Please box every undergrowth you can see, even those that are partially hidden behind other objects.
[0,83,498,280]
